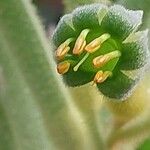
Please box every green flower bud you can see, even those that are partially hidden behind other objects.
[52,4,149,100]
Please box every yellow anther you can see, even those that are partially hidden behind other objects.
[93,50,121,68]
[56,38,74,60]
[85,33,110,53]
[73,29,90,55]
[93,71,112,84]
[57,61,70,74]
[93,71,103,84]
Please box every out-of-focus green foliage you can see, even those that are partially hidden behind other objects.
[63,0,111,12]
[138,138,150,150]
[116,0,150,149]
[116,0,150,150]
[0,0,102,150]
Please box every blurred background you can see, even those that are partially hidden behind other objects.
[32,0,150,36]
[32,0,63,28]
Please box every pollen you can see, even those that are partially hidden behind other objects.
[57,61,70,74]
[93,71,112,84]
[93,50,121,68]
[56,38,74,60]
[73,29,90,55]
[85,33,110,53]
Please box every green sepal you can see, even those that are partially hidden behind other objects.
[101,5,143,40]
[117,0,150,30]
[52,14,76,47]
[119,30,149,70]
[63,69,95,87]
[72,4,108,32]
[97,70,136,99]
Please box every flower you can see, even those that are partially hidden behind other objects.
[52,4,149,100]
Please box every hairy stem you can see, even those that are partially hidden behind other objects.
[70,84,105,149]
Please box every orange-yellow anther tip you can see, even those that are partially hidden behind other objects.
[56,46,70,60]
[93,50,121,68]
[85,33,111,53]
[73,39,86,55]
[57,61,70,74]
[55,38,73,60]
[85,38,101,53]
[93,71,104,84]
[93,71,112,84]
[73,29,90,55]
[93,55,109,68]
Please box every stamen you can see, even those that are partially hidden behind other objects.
[73,29,90,55]
[93,71,103,84]
[93,50,121,68]
[85,33,110,53]
[73,53,90,72]
[57,61,70,74]
[56,38,74,60]
[93,71,112,84]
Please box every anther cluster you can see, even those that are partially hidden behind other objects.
[53,4,149,100]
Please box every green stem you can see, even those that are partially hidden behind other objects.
[0,31,54,150]
[70,84,105,150]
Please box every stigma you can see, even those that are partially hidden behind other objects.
[56,38,74,60]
